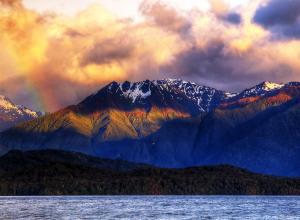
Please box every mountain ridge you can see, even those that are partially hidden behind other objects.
[0,149,299,195]
[1,79,300,176]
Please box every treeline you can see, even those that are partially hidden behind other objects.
[0,150,299,195]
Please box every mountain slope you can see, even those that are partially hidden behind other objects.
[0,150,299,195]
[0,79,227,153]
[0,95,41,132]
[1,79,300,176]
[90,85,300,176]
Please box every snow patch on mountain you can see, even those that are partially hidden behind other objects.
[119,81,152,103]
[262,81,284,91]
[0,96,16,110]
[224,92,238,98]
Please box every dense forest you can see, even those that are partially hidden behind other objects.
[0,150,299,195]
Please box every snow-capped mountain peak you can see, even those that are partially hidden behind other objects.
[0,95,16,110]
[0,95,41,131]
[101,79,235,113]
[237,81,284,99]
[0,96,38,117]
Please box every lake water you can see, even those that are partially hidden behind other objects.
[0,196,299,219]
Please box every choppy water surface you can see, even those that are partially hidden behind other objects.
[0,196,299,219]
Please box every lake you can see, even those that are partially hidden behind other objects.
[0,196,299,219]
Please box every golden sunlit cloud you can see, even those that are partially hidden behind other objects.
[1,0,300,111]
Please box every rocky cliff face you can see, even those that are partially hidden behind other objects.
[1,79,300,176]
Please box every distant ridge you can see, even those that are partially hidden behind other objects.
[0,150,299,195]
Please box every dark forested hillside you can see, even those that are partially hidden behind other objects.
[0,150,299,196]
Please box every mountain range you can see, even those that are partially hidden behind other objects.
[0,79,300,177]
[0,95,41,132]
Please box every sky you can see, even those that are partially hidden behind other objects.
[1,0,300,112]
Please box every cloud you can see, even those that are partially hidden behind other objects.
[222,12,242,24]
[139,1,192,36]
[161,39,293,90]
[253,0,300,38]
[254,0,300,27]
[209,0,242,25]
[0,1,185,111]
[81,37,135,66]
[209,0,228,16]
[1,0,300,112]
[0,0,21,7]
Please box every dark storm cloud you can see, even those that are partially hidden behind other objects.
[253,0,300,39]
[161,40,292,91]
[162,41,256,86]
[270,24,300,39]
[81,38,135,66]
[254,0,300,27]
[167,42,229,79]
[221,12,242,25]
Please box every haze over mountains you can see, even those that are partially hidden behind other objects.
[1,79,300,177]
